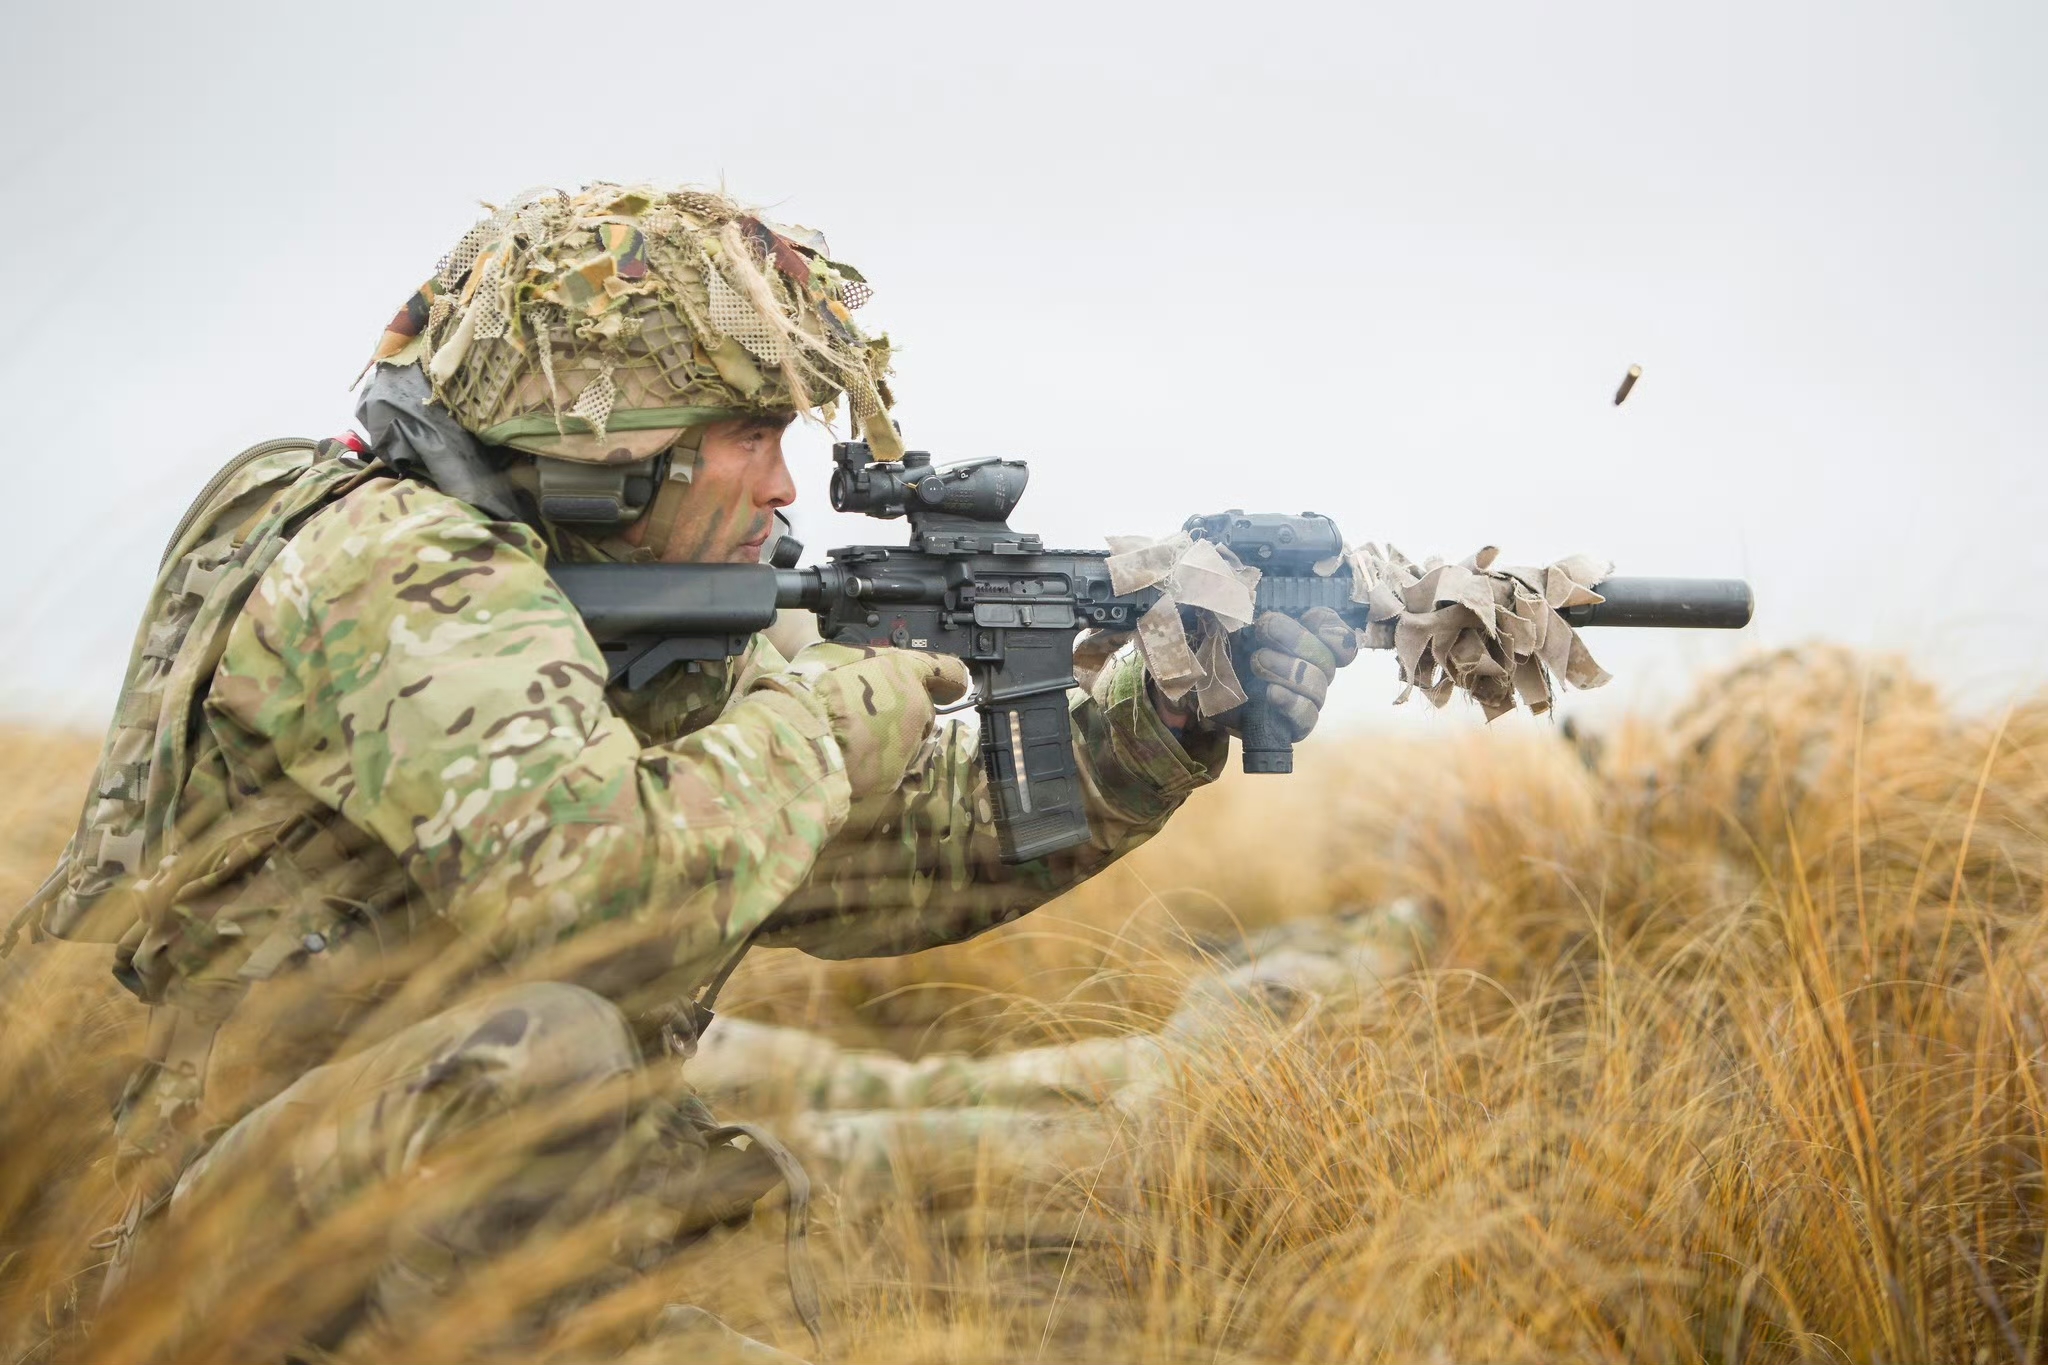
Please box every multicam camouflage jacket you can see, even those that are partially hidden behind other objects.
[16,440,1222,1146]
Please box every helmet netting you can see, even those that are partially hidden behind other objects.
[468,257,510,342]
[567,367,617,436]
[371,182,897,461]
[705,254,787,365]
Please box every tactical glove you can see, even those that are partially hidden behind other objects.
[1244,606,1358,741]
[1160,606,1358,742]
[752,643,971,799]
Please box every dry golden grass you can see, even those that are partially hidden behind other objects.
[5,645,2048,1363]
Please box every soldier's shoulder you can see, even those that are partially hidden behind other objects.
[243,475,562,643]
[291,475,548,580]
[236,472,593,685]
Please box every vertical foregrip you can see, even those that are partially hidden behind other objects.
[1237,678,1294,773]
[1234,571,1355,774]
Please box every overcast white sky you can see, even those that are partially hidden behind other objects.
[1,0,2041,734]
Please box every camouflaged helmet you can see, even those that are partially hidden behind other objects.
[366,183,900,468]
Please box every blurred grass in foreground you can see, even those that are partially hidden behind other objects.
[4,645,2047,1363]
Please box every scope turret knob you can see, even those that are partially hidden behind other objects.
[916,478,947,506]
[902,451,933,469]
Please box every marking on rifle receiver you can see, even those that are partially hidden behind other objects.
[1613,364,1642,406]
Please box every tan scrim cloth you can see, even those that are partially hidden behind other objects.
[1105,532,1261,719]
[366,183,901,463]
[1103,529,1614,723]
[1334,543,1614,719]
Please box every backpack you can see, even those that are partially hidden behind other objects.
[8,438,381,957]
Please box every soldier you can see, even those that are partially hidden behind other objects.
[688,897,1443,1225]
[9,183,1360,1357]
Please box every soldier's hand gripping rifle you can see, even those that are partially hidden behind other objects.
[553,443,1753,865]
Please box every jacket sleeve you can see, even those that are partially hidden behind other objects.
[751,647,1226,959]
[206,480,851,971]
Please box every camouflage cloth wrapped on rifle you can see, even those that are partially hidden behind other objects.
[1342,542,1614,718]
[1108,530,1617,723]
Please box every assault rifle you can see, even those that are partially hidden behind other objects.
[553,442,1752,864]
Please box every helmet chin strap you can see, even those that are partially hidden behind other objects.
[638,423,704,556]
[634,473,695,560]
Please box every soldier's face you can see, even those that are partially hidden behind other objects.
[637,416,797,563]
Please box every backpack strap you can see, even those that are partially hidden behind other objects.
[674,936,750,1055]
[95,999,232,1309]
[649,936,825,1351]
[0,865,64,959]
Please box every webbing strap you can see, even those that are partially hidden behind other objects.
[669,937,825,1355]
[0,865,64,959]
[97,1001,229,1310]
[705,1122,826,1358]
[689,938,749,1032]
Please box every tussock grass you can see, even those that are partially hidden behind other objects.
[4,646,2047,1362]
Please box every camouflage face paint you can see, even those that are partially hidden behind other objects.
[644,418,797,565]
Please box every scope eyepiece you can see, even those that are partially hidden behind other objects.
[829,440,904,518]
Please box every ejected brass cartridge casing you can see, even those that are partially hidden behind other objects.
[1613,364,1642,406]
